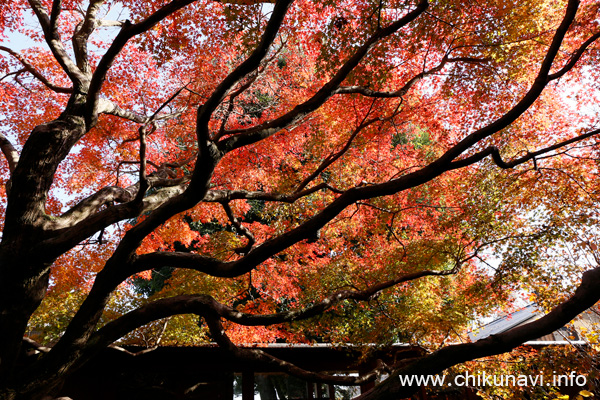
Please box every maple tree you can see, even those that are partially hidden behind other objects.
[1,0,600,399]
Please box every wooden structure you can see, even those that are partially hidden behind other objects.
[54,343,425,400]
[49,305,596,399]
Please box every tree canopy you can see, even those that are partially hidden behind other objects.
[1,0,600,399]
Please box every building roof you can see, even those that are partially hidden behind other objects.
[468,303,594,345]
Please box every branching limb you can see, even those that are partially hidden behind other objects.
[433,0,584,166]
[110,317,170,357]
[215,73,260,140]
[97,88,186,125]
[52,166,187,229]
[217,267,458,325]
[115,128,600,282]
[27,0,89,90]
[95,99,148,123]
[41,2,294,261]
[101,0,296,264]
[214,40,287,140]
[113,270,454,332]
[54,186,135,224]
[0,46,73,94]
[134,123,155,203]
[90,303,384,385]
[39,179,189,255]
[548,30,600,81]
[195,0,295,143]
[296,102,397,193]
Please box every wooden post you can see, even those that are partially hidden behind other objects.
[316,382,323,398]
[307,382,315,399]
[220,372,234,400]
[359,363,376,394]
[242,371,254,400]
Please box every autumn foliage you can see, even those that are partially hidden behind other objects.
[1,0,600,399]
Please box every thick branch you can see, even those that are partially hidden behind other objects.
[195,0,295,142]
[214,41,287,140]
[95,99,148,123]
[38,180,189,255]
[72,0,106,74]
[97,89,186,127]
[204,183,342,203]
[548,30,600,80]
[54,186,135,224]
[213,268,457,325]
[0,132,19,174]
[134,124,153,203]
[86,267,454,384]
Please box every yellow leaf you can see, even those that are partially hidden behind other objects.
[579,390,594,398]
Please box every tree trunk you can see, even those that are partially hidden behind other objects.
[0,111,87,400]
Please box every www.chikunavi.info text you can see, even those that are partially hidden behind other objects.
[398,371,587,387]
